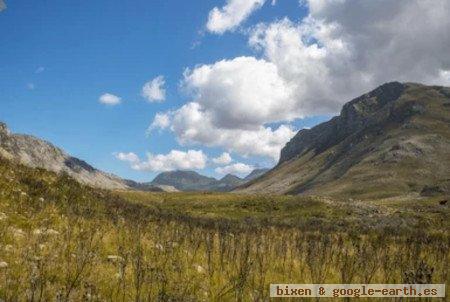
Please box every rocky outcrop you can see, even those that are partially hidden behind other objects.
[0,122,130,189]
[279,82,406,164]
[238,82,450,198]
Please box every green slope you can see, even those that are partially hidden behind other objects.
[238,82,450,199]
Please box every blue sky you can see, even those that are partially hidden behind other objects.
[1,0,449,181]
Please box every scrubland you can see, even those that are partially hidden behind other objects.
[0,158,448,301]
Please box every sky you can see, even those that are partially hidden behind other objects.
[1,0,449,182]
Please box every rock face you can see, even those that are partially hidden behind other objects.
[237,82,450,198]
[0,123,130,189]
[279,82,407,164]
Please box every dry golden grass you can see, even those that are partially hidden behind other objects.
[0,158,448,301]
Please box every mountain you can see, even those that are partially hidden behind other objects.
[0,122,130,189]
[0,122,267,193]
[243,168,270,182]
[151,170,218,191]
[212,174,246,192]
[150,169,268,192]
[0,122,166,191]
[237,82,450,199]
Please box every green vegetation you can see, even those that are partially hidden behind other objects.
[116,190,449,234]
[0,157,449,301]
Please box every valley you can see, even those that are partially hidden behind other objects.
[0,157,448,301]
[2,0,450,300]
[0,82,449,301]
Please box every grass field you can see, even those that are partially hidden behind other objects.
[115,190,449,234]
[0,158,449,301]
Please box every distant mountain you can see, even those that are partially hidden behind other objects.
[150,169,268,192]
[237,82,450,199]
[212,174,246,192]
[151,170,218,191]
[0,122,166,191]
[0,121,270,193]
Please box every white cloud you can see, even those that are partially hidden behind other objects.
[215,162,254,175]
[248,0,450,115]
[0,0,6,12]
[35,66,45,74]
[141,76,166,102]
[183,57,296,129]
[27,83,35,90]
[152,57,298,161]
[212,152,232,165]
[206,0,266,34]
[148,112,171,132]
[150,0,450,164]
[99,93,121,105]
[170,102,296,160]
[114,152,139,163]
[116,149,208,172]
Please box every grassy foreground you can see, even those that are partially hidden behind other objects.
[0,158,449,301]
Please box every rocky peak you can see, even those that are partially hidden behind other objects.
[279,82,409,164]
[220,174,241,182]
[238,82,450,197]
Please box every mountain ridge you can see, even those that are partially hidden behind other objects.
[0,122,269,192]
[0,122,166,191]
[150,169,269,192]
[237,82,450,198]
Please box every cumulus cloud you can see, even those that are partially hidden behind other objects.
[114,152,139,163]
[116,149,207,172]
[215,162,254,175]
[148,112,171,132]
[27,83,35,90]
[169,102,296,160]
[248,0,450,114]
[99,93,121,105]
[0,1,6,12]
[147,57,297,161]
[212,152,232,165]
[183,57,296,129]
[206,0,266,34]
[142,76,166,102]
[149,0,450,163]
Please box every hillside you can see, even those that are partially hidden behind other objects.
[0,122,169,191]
[0,123,131,189]
[244,168,270,182]
[0,144,448,300]
[237,82,450,199]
